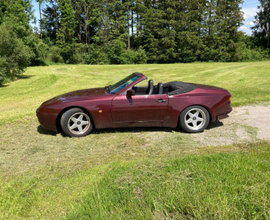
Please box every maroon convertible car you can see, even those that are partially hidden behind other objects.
[36,72,232,137]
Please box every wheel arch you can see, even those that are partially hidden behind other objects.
[56,106,96,131]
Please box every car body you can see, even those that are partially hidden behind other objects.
[36,72,232,137]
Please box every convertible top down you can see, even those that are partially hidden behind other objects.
[37,72,232,137]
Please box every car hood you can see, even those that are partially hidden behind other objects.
[42,87,106,105]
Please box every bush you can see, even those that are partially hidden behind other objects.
[106,40,148,65]
[36,42,49,61]
[0,57,8,84]
[107,40,128,64]
[126,46,147,64]
[83,44,109,65]
[49,44,82,64]
[68,51,82,64]
[236,44,270,61]
[62,44,82,64]
[29,41,50,66]
[49,46,64,63]
[0,22,34,85]
[178,47,197,63]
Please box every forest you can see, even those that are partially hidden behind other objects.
[0,0,270,85]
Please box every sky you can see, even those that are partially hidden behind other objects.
[31,0,260,36]
[240,0,260,35]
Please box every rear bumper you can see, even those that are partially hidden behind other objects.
[216,107,232,120]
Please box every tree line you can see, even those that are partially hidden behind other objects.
[0,0,270,85]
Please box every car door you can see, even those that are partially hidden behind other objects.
[111,93,169,128]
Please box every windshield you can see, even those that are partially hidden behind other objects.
[109,74,139,94]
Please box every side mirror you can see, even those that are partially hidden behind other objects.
[126,89,135,99]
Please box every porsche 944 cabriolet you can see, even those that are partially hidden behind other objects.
[36,72,232,137]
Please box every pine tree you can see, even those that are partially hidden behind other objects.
[42,0,60,44]
[72,0,83,43]
[200,0,244,61]
[176,0,206,62]
[56,0,76,62]
[36,0,43,39]
[96,0,128,45]
[30,0,249,63]
[252,0,270,49]
[217,0,244,61]
[81,0,100,45]
[141,0,177,63]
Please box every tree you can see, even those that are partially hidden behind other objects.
[95,0,128,46]
[42,0,60,44]
[56,0,76,62]
[0,0,49,66]
[176,0,206,62]
[0,0,33,39]
[0,0,252,66]
[37,0,44,39]
[252,0,270,49]
[140,0,178,63]
[216,0,244,61]
[0,22,34,85]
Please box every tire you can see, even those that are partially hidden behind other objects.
[179,105,210,133]
[60,108,93,137]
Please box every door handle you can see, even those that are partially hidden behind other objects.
[156,99,166,103]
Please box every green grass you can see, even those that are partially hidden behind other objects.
[65,142,270,220]
[1,62,270,126]
[1,62,270,219]
[1,142,269,219]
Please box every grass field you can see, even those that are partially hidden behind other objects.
[1,142,270,219]
[66,142,270,220]
[1,61,270,125]
[0,62,270,219]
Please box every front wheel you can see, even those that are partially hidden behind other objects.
[61,108,93,137]
[179,106,210,133]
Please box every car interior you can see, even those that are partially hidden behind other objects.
[131,80,179,95]
[130,79,198,96]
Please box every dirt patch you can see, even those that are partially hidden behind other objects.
[233,105,270,140]
[193,103,270,146]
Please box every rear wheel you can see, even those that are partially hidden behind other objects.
[179,106,210,133]
[61,108,93,137]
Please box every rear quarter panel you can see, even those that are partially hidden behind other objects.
[162,88,231,128]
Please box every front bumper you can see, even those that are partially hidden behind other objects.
[36,108,58,131]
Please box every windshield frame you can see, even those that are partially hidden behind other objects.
[109,73,140,94]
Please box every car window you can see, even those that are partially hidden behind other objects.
[110,75,139,94]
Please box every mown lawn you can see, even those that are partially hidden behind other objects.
[66,142,270,220]
[1,61,270,125]
[0,62,270,219]
[1,142,270,219]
